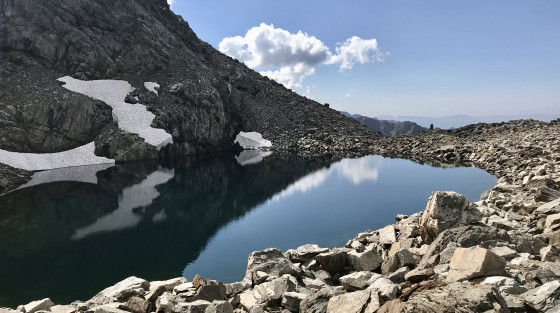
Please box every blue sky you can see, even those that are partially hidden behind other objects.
[169,1,560,117]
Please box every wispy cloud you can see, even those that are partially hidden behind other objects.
[219,23,387,89]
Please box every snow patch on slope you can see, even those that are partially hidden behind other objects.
[0,142,114,171]
[144,82,160,95]
[58,76,172,150]
[234,131,272,149]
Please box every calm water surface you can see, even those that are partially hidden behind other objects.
[0,153,496,307]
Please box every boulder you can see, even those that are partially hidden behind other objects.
[174,301,211,313]
[347,247,383,272]
[88,306,131,313]
[149,277,187,293]
[382,249,417,275]
[404,268,434,283]
[546,213,560,229]
[286,244,329,262]
[339,271,380,291]
[245,248,297,281]
[418,225,510,269]
[23,299,54,313]
[281,292,307,312]
[378,225,397,245]
[447,247,506,282]
[326,290,371,313]
[189,283,227,302]
[474,276,527,295]
[387,267,411,284]
[521,280,560,311]
[299,287,344,313]
[204,301,233,313]
[419,191,479,244]
[239,275,297,308]
[316,249,348,275]
[369,278,398,301]
[50,305,76,313]
[155,292,181,313]
[121,297,150,313]
[541,245,560,262]
[379,282,509,312]
[88,276,149,306]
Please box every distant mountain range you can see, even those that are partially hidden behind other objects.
[340,112,427,137]
[376,114,560,130]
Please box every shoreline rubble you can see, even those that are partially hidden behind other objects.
[2,119,560,312]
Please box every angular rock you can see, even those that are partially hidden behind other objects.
[150,277,187,293]
[546,213,560,229]
[24,299,54,313]
[418,225,510,269]
[326,290,370,313]
[404,268,434,283]
[189,283,226,302]
[204,301,233,313]
[475,276,527,295]
[175,301,211,313]
[88,276,149,306]
[299,287,344,313]
[155,292,181,313]
[89,306,131,313]
[239,275,296,308]
[339,271,380,291]
[246,248,297,281]
[378,225,397,245]
[387,267,411,284]
[369,278,398,300]
[122,297,150,313]
[287,244,329,262]
[521,280,560,311]
[281,292,307,312]
[384,282,509,312]
[447,247,506,282]
[50,305,76,313]
[347,247,383,272]
[419,191,481,244]
[316,249,348,275]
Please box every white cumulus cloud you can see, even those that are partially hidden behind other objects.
[167,0,174,5]
[219,23,387,89]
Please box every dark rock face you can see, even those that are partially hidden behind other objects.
[0,0,379,162]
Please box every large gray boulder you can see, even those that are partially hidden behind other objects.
[447,247,506,282]
[419,191,480,244]
[378,282,509,312]
[88,276,149,306]
[245,248,298,281]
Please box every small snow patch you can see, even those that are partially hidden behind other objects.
[58,76,173,150]
[234,131,272,149]
[144,82,160,95]
[0,142,114,171]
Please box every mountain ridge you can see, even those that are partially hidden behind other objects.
[340,111,427,137]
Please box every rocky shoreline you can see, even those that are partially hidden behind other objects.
[2,119,560,313]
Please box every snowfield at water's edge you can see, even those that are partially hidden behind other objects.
[58,76,173,150]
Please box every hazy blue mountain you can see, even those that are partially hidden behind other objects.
[341,112,427,137]
[376,114,560,129]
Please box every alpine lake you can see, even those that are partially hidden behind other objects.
[0,152,497,307]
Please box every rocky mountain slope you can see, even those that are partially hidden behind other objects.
[341,112,427,137]
[0,0,379,193]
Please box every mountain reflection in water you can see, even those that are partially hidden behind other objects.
[0,153,497,307]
